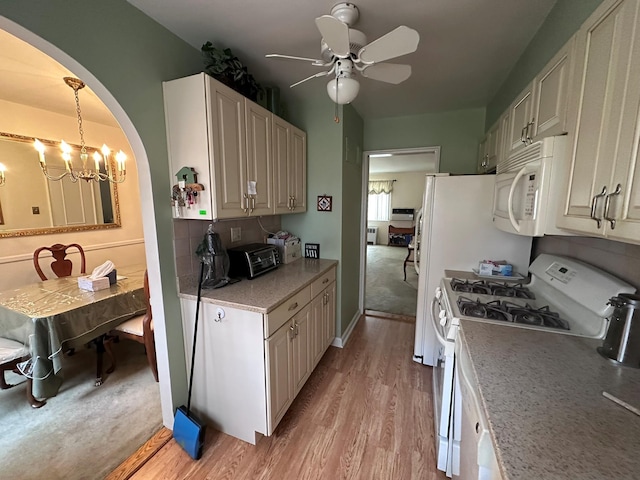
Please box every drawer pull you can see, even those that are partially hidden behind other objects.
[322,278,329,284]
[288,302,299,311]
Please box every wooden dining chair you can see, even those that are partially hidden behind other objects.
[112,270,158,382]
[33,243,86,281]
[0,337,45,408]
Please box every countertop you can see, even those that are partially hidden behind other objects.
[179,258,338,314]
[459,320,640,480]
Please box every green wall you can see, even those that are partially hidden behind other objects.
[364,108,486,174]
[340,105,364,334]
[0,0,204,411]
[486,0,605,126]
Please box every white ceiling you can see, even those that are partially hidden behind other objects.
[0,1,557,125]
[127,0,558,119]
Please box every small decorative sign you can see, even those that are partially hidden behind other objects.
[305,243,320,259]
[317,195,332,212]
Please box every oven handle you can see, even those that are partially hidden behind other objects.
[507,162,538,232]
[431,295,449,346]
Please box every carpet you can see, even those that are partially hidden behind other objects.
[0,339,162,480]
[365,244,418,316]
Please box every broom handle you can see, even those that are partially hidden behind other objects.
[187,261,205,414]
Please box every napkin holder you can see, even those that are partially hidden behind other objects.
[78,275,111,291]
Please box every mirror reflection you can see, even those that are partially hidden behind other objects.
[0,132,120,237]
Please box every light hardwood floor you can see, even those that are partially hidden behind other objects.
[128,315,446,480]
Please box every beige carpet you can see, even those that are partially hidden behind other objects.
[0,339,162,480]
[365,245,418,316]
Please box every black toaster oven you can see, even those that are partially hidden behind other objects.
[227,243,280,279]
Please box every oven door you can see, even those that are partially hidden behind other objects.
[493,161,542,236]
[431,292,456,475]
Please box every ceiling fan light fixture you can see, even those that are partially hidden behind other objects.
[327,76,360,104]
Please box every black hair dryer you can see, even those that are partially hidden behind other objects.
[201,224,230,289]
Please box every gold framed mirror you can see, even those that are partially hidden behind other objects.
[0,131,121,238]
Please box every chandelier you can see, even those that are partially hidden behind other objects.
[34,77,126,183]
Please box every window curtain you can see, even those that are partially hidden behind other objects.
[368,180,394,194]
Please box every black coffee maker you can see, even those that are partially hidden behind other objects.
[198,224,230,289]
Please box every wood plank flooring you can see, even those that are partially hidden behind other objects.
[128,315,446,480]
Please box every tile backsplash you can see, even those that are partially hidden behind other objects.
[173,216,282,277]
[532,235,640,290]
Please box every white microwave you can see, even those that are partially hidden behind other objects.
[493,136,572,237]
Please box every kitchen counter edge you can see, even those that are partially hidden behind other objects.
[178,258,338,314]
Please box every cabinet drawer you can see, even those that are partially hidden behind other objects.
[311,267,336,298]
[265,287,310,338]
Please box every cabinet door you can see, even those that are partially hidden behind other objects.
[323,282,336,350]
[292,305,312,394]
[506,82,534,154]
[290,126,307,212]
[603,0,640,242]
[245,101,273,216]
[558,0,639,236]
[273,116,291,214]
[531,37,574,141]
[265,320,294,433]
[485,120,501,172]
[208,77,247,219]
[311,293,325,367]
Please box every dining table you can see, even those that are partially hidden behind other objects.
[0,264,146,400]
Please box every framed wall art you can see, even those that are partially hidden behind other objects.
[317,195,332,212]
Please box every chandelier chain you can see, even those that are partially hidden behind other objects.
[73,87,87,154]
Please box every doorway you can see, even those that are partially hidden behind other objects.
[0,24,164,479]
[360,147,440,317]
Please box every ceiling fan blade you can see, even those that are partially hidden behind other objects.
[290,70,331,88]
[315,15,350,57]
[266,53,325,66]
[358,26,420,64]
[361,63,412,84]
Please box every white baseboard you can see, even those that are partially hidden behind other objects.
[331,310,362,348]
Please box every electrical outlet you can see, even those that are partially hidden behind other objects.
[230,227,241,242]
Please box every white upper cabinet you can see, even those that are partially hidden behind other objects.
[530,36,575,141]
[477,119,501,173]
[557,0,640,243]
[504,37,574,158]
[163,72,306,220]
[506,81,535,155]
[273,116,307,214]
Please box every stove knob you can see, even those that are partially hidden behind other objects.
[435,288,442,299]
[439,310,447,326]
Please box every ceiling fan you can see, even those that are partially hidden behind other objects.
[266,2,420,105]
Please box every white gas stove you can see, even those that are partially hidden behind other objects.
[431,254,636,477]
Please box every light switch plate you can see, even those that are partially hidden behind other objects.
[231,227,241,242]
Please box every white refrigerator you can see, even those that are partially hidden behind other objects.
[413,174,533,366]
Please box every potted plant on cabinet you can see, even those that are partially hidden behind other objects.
[201,42,264,102]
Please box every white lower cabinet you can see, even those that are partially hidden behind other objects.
[180,265,337,444]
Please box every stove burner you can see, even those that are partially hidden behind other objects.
[450,278,535,299]
[450,279,491,294]
[456,297,570,331]
[457,297,511,322]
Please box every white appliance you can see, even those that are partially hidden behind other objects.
[413,174,532,474]
[434,254,635,478]
[493,135,572,237]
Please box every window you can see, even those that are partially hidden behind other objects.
[368,192,390,221]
